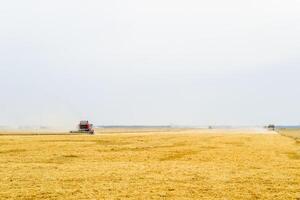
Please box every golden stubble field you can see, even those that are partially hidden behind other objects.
[0,129,299,199]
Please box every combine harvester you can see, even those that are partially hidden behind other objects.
[70,120,95,135]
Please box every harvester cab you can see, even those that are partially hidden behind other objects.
[79,120,94,134]
[71,120,95,134]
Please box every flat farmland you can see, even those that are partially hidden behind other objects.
[279,129,300,140]
[0,129,299,199]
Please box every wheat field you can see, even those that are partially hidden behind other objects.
[0,129,299,199]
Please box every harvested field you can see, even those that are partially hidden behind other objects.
[279,129,300,141]
[0,129,299,199]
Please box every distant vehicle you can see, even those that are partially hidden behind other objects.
[70,121,95,134]
[267,124,275,131]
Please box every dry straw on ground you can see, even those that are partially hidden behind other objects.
[0,129,299,199]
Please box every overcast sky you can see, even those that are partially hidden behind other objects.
[0,0,300,127]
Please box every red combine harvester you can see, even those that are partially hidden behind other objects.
[70,120,95,134]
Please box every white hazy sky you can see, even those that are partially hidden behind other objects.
[0,0,300,127]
